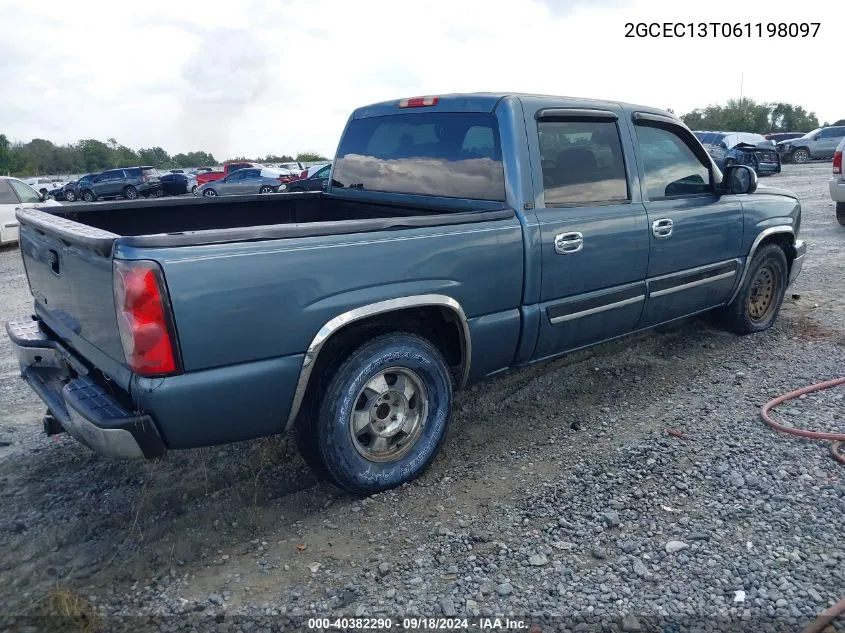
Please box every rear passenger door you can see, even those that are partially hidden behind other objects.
[527,106,650,361]
[630,113,743,327]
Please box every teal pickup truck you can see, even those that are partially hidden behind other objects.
[6,92,805,494]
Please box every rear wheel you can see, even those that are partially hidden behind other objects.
[719,243,788,335]
[191,185,198,195]
[123,185,138,200]
[259,185,273,194]
[299,332,453,495]
[202,188,217,197]
[837,201,845,226]
[82,190,96,202]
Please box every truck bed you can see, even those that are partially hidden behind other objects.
[43,192,510,249]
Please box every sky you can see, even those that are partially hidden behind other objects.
[1,0,841,161]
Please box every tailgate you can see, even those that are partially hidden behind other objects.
[16,208,130,386]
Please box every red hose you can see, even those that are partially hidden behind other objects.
[760,377,845,633]
[760,377,845,465]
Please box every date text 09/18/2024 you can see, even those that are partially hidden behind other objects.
[306,617,535,630]
[624,22,820,38]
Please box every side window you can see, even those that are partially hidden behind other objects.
[227,171,245,181]
[316,166,331,180]
[8,179,42,203]
[538,119,629,206]
[0,179,18,204]
[634,124,712,200]
[825,127,845,139]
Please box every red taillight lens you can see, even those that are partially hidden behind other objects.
[834,150,842,175]
[113,260,181,377]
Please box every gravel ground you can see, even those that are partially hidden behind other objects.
[0,162,843,633]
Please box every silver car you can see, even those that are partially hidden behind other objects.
[831,136,845,226]
[196,167,286,197]
[778,125,845,163]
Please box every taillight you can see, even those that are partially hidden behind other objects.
[113,260,182,377]
[834,150,842,175]
[399,96,440,108]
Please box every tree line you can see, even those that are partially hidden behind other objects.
[0,134,329,178]
[680,99,843,134]
[3,98,841,177]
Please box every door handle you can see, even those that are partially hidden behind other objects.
[652,218,673,239]
[554,231,583,254]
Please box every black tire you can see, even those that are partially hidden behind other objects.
[837,201,845,227]
[305,332,453,495]
[65,190,76,202]
[719,243,788,335]
[191,185,198,195]
[82,190,95,202]
[791,148,810,164]
[259,185,273,194]
[123,185,138,200]
[203,188,217,197]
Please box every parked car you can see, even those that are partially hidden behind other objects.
[277,161,305,172]
[59,173,99,202]
[6,92,805,495]
[24,177,65,197]
[0,177,61,245]
[765,132,804,144]
[195,162,259,186]
[703,132,781,176]
[196,167,287,197]
[778,125,845,163]
[79,166,162,202]
[159,173,199,196]
[288,163,331,182]
[831,136,845,226]
[278,163,332,192]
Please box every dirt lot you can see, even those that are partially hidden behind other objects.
[0,162,843,632]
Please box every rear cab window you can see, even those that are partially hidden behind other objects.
[332,111,505,201]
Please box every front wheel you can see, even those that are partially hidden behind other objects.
[791,148,810,164]
[202,188,217,197]
[719,243,788,335]
[123,185,138,200]
[837,201,845,227]
[305,333,453,495]
[191,185,198,195]
[82,190,96,202]
[259,185,273,194]
[65,190,77,202]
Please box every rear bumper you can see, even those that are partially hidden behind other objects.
[5,316,165,459]
[788,239,806,286]
[830,178,845,203]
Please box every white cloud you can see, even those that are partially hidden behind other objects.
[0,0,840,160]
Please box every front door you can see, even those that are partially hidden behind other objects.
[816,127,845,159]
[93,170,124,198]
[630,115,743,327]
[525,104,650,361]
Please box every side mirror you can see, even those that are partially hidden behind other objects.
[812,135,820,141]
[37,191,47,202]
[723,165,758,195]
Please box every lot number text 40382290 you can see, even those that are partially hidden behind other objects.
[624,22,820,38]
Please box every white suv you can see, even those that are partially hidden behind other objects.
[832,136,845,226]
